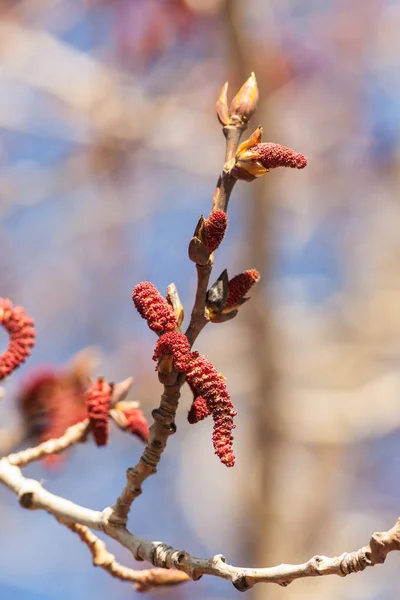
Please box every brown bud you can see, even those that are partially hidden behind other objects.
[216,81,230,126]
[230,73,259,124]
[166,283,184,328]
[188,215,210,266]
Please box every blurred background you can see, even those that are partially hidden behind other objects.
[1,0,400,598]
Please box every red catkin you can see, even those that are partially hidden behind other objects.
[86,378,113,446]
[187,396,211,424]
[132,282,177,334]
[204,210,228,253]
[121,407,149,443]
[0,298,35,381]
[185,352,236,467]
[226,269,260,307]
[153,331,191,372]
[253,143,307,170]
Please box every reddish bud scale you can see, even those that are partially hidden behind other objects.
[249,143,307,170]
[86,378,113,447]
[204,210,228,253]
[0,298,36,381]
[152,331,191,372]
[226,269,260,307]
[187,396,211,424]
[185,352,236,467]
[132,282,178,334]
[121,407,149,443]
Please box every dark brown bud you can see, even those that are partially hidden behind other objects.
[206,269,229,312]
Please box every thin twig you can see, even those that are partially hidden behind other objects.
[1,458,399,591]
[7,420,89,467]
[57,519,189,590]
[109,383,182,526]
[185,123,245,347]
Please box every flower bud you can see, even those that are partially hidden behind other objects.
[0,298,36,381]
[133,282,178,334]
[204,210,228,253]
[166,283,184,328]
[188,215,210,266]
[230,126,307,182]
[229,72,259,124]
[188,396,210,424]
[224,269,261,311]
[110,401,149,443]
[216,81,230,126]
[185,352,236,468]
[86,377,113,447]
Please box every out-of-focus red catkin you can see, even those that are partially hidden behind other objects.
[225,269,260,308]
[0,298,35,381]
[19,367,87,468]
[86,378,113,447]
[120,406,149,443]
[204,210,228,253]
[187,396,211,424]
[185,352,236,467]
[132,282,178,334]
[153,331,191,372]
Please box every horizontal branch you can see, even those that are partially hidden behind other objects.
[1,456,399,591]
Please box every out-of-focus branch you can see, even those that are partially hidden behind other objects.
[7,420,89,467]
[1,456,400,591]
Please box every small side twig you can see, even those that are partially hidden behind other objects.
[7,419,89,467]
[57,519,189,591]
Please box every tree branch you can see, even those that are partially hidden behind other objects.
[185,123,245,347]
[109,383,182,526]
[1,455,399,591]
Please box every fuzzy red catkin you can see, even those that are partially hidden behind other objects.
[185,352,236,467]
[121,407,149,443]
[86,378,113,447]
[0,298,36,381]
[226,269,260,307]
[187,396,211,424]
[253,143,307,170]
[204,210,228,253]
[152,331,191,372]
[132,282,177,334]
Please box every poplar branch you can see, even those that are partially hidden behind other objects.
[1,457,399,591]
